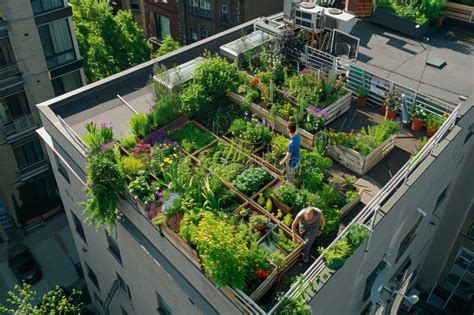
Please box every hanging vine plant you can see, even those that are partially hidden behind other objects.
[81,122,126,229]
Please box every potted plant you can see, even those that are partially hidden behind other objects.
[357,87,368,106]
[411,106,427,132]
[425,113,445,137]
[384,91,401,120]
[319,238,352,270]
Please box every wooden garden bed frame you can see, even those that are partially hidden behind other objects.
[121,115,304,303]
[326,134,397,175]
[228,91,352,149]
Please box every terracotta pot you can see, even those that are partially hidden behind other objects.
[380,102,386,114]
[411,117,424,132]
[426,125,437,137]
[270,194,293,214]
[384,109,397,120]
[357,96,368,107]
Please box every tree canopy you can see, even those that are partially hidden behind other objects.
[153,35,181,58]
[70,0,151,83]
[0,283,83,314]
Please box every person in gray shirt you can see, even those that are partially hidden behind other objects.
[292,207,326,263]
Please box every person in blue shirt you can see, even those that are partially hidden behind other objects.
[279,122,300,182]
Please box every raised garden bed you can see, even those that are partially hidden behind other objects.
[371,7,430,39]
[327,134,397,175]
[229,91,352,149]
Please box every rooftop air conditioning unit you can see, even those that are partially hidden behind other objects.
[283,0,301,20]
[322,8,356,33]
[295,2,324,31]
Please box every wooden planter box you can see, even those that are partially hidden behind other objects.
[371,8,430,39]
[340,192,361,218]
[270,194,293,215]
[229,91,352,149]
[327,135,397,175]
[445,2,474,23]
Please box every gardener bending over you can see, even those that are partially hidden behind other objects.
[292,207,326,263]
[279,122,300,182]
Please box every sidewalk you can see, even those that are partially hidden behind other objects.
[0,213,80,306]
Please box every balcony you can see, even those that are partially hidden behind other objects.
[2,113,38,142]
[0,20,9,38]
[17,158,50,181]
[0,64,23,93]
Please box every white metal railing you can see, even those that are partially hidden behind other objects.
[301,46,350,74]
[3,113,36,138]
[57,115,88,152]
[269,102,461,314]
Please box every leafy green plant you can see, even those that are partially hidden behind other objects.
[129,112,154,138]
[82,121,114,153]
[128,171,156,205]
[249,214,269,231]
[275,276,312,315]
[180,83,211,117]
[120,133,137,151]
[269,251,286,268]
[358,87,368,98]
[278,31,305,66]
[346,223,370,249]
[384,90,402,112]
[412,106,427,120]
[232,166,272,196]
[153,34,180,57]
[153,94,181,127]
[122,156,146,176]
[425,113,445,128]
[230,118,272,147]
[168,123,215,153]
[319,238,351,265]
[83,148,126,229]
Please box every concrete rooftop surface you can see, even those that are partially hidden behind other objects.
[352,19,474,105]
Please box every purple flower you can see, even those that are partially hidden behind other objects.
[100,122,111,128]
[150,130,168,145]
[161,193,179,214]
[99,141,114,151]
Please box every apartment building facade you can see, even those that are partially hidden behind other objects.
[179,0,284,44]
[0,0,84,237]
[35,14,473,315]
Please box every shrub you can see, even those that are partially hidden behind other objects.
[180,83,210,118]
[128,171,156,205]
[426,113,445,128]
[153,94,181,127]
[278,31,305,66]
[193,54,240,100]
[153,34,180,58]
[249,214,269,231]
[122,156,146,176]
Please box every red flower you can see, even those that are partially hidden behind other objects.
[256,270,270,279]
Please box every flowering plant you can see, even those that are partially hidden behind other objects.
[82,121,114,153]
[384,91,402,112]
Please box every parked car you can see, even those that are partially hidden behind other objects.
[8,244,42,285]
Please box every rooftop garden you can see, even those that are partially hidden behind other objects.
[79,34,450,310]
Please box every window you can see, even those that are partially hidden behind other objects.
[31,0,63,15]
[107,232,122,264]
[155,14,171,38]
[55,155,69,183]
[468,224,474,240]
[199,0,211,18]
[201,28,209,39]
[130,0,140,10]
[13,139,44,169]
[189,0,199,15]
[117,273,132,300]
[190,26,198,42]
[72,212,86,243]
[390,257,412,287]
[0,91,30,124]
[156,292,172,315]
[363,261,387,301]
[38,19,76,69]
[0,37,15,67]
[396,215,423,261]
[221,4,228,22]
[86,263,100,291]
[52,70,82,96]
[434,184,450,214]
